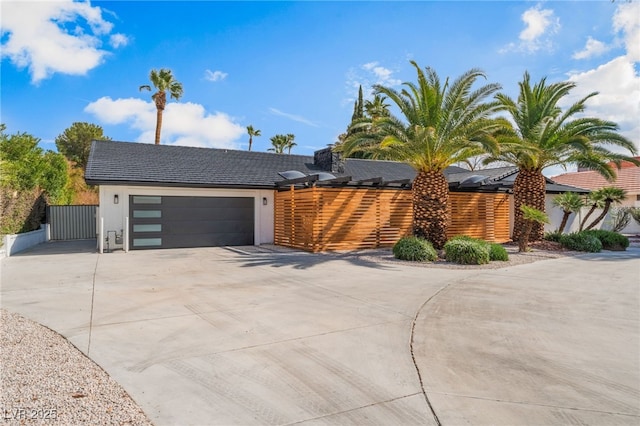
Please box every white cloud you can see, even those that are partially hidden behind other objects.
[564,56,640,152]
[613,2,640,62]
[572,37,610,60]
[204,69,228,82]
[109,33,129,49]
[0,0,127,83]
[269,108,319,127]
[362,62,402,87]
[344,61,401,104]
[560,2,640,155]
[500,4,560,54]
[85,97,245,148]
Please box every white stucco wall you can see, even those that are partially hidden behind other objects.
[545,193,640,234]
[98,185,275,251]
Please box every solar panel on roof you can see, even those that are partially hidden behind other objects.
[460,175,487,187]
[317,172,337,181]
[278,170,306,179]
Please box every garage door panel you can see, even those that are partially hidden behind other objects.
[163,220,254,235]
[162,232,254,248]
[161,208,253,221]
[130,195,255,249]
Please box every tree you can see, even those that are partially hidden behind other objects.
[284,133,296,154]
[1,125,71,235]
[246,125,261,151]
[351,85,364,123]
[268,134,288,154]
[55,122,111,169]
[338,61,503,248]
[487,72,638,242]
[140,68,184,145]
[519,205,549,252]
[582,187,627,231]
[552,192,585,234]
[364,94,390,120]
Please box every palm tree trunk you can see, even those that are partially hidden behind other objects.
[579,204,598,231]
[513,169,546,242]
[154,109,163,145]
[584,201,612,231]
[519,220,533,252]
[154,91,167,145]
[412,170,449,249]
[248,136,253,151]
[558,211,570,234]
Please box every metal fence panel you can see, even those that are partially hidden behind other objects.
[48,205,98,240]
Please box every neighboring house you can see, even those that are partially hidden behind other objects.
[85,141,586,252]
[552,158,640,233]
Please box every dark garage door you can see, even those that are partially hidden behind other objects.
[129,195,254,249]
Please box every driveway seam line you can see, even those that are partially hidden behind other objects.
[410,280,459,426]
[281,392,424,425]
[427,391,640,417]
[86,253,100,356]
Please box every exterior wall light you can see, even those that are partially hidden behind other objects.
[262,197,268,206]
[114,194,119,204]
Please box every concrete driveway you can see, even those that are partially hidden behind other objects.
[1,241,639,425]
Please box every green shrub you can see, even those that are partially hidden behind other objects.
[559,232,603,253]
[582,230,629,251]
[488,243,509,261]
[446,235,508,262]
[544,231,563,243]
[449,235,476,242]
[444,239,490,265]
[393,236,438,262]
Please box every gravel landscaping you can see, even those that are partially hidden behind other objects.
[1,310,152,425]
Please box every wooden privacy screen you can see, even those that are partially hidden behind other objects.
[448,192,511,242]
[274,187,511,252]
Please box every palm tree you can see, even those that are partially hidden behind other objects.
[364,95,390,120]
[583,186,627,230]
[487,72,637,242]
[140,68,184,145]
[552,192,585,234]
[579,190,606,231]
[338,61,504,249]
[284,133,296,154]
[246,125,261,151]
[268,134,288,154]
[519,205,549,252]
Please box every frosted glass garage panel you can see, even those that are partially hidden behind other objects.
[133,196,162,204]
[133,224,162,232]
[133,238,162,247]
[133,210,162,218]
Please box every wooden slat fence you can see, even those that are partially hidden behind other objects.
[448,192,511,242]
[275,187,511,252]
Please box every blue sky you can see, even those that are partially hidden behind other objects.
[2,1,639,175]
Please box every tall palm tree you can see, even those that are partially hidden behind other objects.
[284,133,296,154]
[583,186,627,230]
[268,134,288,154]
[246,125,261,151]
[140,68,184,145]
[487,72,637,241]
[338,61,504,248]
[552,192,584,234]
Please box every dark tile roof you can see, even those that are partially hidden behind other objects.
[84,140,589,194]
[85,140,436,188]
[86,140,323,188]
